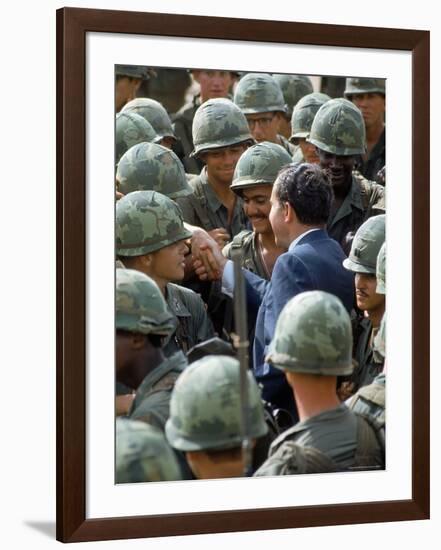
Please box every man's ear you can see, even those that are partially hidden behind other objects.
[131,333,147,350]
[284,201,296,223]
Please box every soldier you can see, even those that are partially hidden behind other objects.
[115,111,157,165]
[223,141,292,279]
[121,97,177,150]
[165,355,269,479]
[115,65,149,112]
[234,73,295,155]
[344,78,385,182]
[176,98,254,243]
[272,74,314,141]
[308,98,385,253]
[116,418,182,483]
[173,69,236,175]
[116,190,215,357]
[255,291,384,476]
[342,215,386,393]
[289,92,330,164]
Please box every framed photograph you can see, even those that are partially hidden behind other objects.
[56,7,429,543]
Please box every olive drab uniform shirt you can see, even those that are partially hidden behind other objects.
[278,134,295,157]
[222,230,272,280]
[163,282,215,356]
[176,167,250,238]
[347,372,385,432]
[355,128,386,183]
[172,95,203,175]
[351,318,385,392]
[327,171,385,255]
[254,404,384,476]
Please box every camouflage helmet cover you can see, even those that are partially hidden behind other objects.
[266,291,353,375]
[116,268,175,336]
[116,142,192,199]
[290,92,331,142]
[344,77,386,97]
[273,74,314,117]
[116,190,192,257]
[191,98,254,157]
[376,242,386,294]
[165,355,268,451]
[121,97,176,141]
[230,141,292,193]
[115,111,157,165]
[234,73,287,115]
[116,418,182,483]
[308,98,367,156]
[343,214,386,274]
[115,65,150,80]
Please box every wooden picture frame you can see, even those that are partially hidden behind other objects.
[56,7,430,542]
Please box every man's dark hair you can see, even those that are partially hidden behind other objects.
[274,162,334,225]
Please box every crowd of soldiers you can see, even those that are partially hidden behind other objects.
[114,66,386,482]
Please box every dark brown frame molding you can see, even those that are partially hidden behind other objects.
[56,7,430,543]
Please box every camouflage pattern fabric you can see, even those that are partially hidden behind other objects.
[165,355,268,451]
[308,98,367,156]
[230,141,293,193]
[116,268,176,337]
[290,92,331,143]
[121,97,176,141]
[272,74,314,117]
[234,73,286,114]
[116,417,182,483]
[327,171,385,253]
[116,190,192,257]
[343,214,386,274]
[266,291,353,376]
[344,77,386,98]
[116,65,150,80]
[190,98,253,158]
[116,142,192,199]
[162,282,215,357]
[115,111,157,165]
[376,242,386,294]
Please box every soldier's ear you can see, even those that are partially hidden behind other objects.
[131,333,147,350]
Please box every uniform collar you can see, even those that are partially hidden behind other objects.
[166,283,191,318]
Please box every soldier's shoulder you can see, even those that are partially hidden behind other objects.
[223,229,254,258]
[168,283,206,310]
[353,171,385,209]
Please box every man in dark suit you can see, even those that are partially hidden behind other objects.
[195,163,355,425]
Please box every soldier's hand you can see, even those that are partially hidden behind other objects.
[116,393,135,416]
[193,242,227,281]
[208,228,230,248]
[190,228,222,279]
[116,190,125,201]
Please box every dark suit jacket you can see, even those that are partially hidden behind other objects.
[243,229,354,424]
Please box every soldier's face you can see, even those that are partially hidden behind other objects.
[317,149,354,191]
[246,112,280,143]
[115,76,142,112]
[148,239,189,284]
[298,138,320,163]
[242,185,273,235]
[203,144,247,185]
[159,136,175,150]
[350,93,385,130]
[355,273,385,313]
[193,70,233,102]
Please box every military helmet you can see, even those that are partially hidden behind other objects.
[308,98,366,156]
[115,65,149,80]
[116,190,192,257]
[373,314,386,359]
[266,291,353,375]
[230,141,292,193]
[115,112,157,165]
[376,242,386,294]
[116,142,192,199]
[165,355,268,452]
[121,97,176,142]
[116,268,175,336]
[344,77,386,97]
[273,74,314,117]
[191,98,254,158]
[290,92,331,143]
[116,418,182,483]
[234,73,286,115]
[343,215,386,274]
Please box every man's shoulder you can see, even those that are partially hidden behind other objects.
[168,283,205,311]
[352,171,385,209]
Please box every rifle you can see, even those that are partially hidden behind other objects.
[231,254,253,477]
